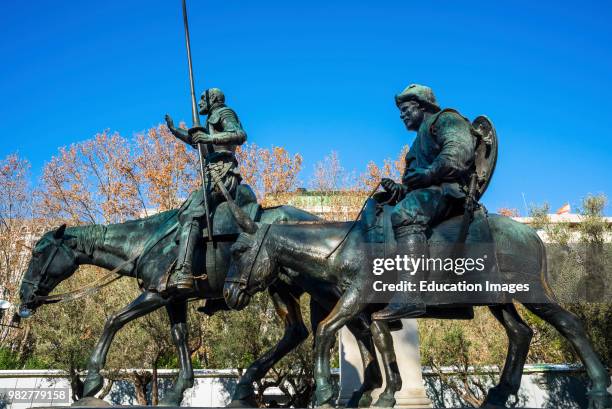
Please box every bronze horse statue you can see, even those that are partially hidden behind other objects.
[18,199,403,407]
[223,203,612,409]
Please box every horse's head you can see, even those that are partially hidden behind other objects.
[223,224,278,311]
[18,224,78,318]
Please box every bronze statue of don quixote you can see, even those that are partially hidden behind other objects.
[12,1,612,409]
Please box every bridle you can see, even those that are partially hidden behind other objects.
[22,237,69,297]
[224,223,272,296]
[22,237,135,305]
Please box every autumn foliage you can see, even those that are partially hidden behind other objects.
[0,123,609,406]
[236,143,303,204]
[0,126,413,403]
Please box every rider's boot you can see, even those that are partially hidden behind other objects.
[372,230,427,321]
[167,220,200,295]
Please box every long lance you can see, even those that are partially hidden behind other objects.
[181,0,213,241]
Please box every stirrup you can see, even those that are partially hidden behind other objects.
[372,302,426,321]
[166,268,195,293]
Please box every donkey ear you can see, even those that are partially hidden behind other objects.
[53,224,67,239]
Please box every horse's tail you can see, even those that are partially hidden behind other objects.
[488,214,558,304]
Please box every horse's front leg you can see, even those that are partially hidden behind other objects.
[228,284,308,408]
[369,320,402,408]
[159,299,194,406]
[343,318,383,408]
[315,287,365,407]
[82,291,167,397]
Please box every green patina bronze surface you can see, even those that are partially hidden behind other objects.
[221,85,612,409]
[18,194,403,407]
[15,78,612,409]
[164,88,247,293]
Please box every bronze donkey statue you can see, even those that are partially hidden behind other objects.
[223,204,612,409]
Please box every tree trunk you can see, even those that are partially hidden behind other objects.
[69,365,84,402]
[17,323,30,359]
[132,370,152,406]
[152,359,159,406]
[98,378,114,400]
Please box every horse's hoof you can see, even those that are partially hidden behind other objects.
[346,389,366,407]
[481,386,508,409]
[373,394,396,408]
[479,403,506,409]
[356,393,373,408]
[159,392,182,407]
[587,390,612,409]
[71,397,110,407]
[227,397,258,408]
[82,373,104,397]
[315,383,335,406]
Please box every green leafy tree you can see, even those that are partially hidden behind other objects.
[527,194,611,366]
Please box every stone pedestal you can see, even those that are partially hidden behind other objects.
[338,325,364,405]
[339,319,432,408]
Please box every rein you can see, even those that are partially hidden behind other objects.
[27,211,181,305]
[30,215,180,305]
[325,181,381,259]
[33,254,139,304]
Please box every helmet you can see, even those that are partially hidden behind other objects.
[395,84,440,112]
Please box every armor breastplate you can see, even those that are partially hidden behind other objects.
[210,143,238,155]
[205,106,243,156]
[205,133,239,156]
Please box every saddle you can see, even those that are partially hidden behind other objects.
[210,184,262,238]
[361,199,502,305]
[361,199,494,248]
[142,184,262,256]
[144,184,262,293]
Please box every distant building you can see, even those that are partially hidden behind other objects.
[266,189,366,221]
[266,189,612,243]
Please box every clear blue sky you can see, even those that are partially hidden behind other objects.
[1,0,610,214]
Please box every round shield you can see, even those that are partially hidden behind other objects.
[471,115,498,200]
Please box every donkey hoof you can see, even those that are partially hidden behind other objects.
[480,404,506,409]
[227,397,257,408]
[356,393,373,407]
[587,390,612,409]
[83,373,104,397]
[373,394,396,408]
[71,397,110,407]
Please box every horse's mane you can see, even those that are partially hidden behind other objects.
[115,209,178,227]
[279,220,330,225]
[66,224,107,257]
[277,220,352,227]
[65,209,179,256]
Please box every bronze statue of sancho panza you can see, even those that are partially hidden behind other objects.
[372,84,477,320]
